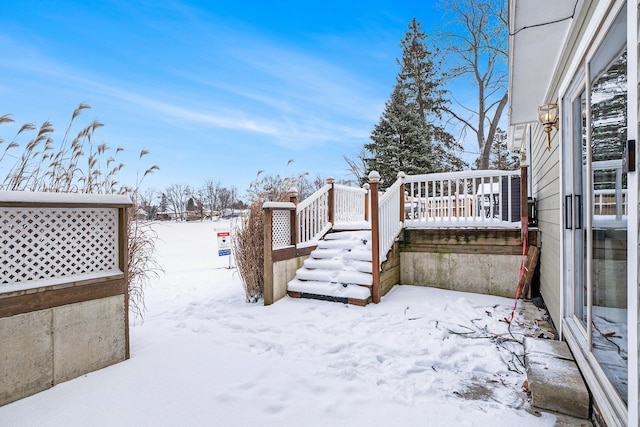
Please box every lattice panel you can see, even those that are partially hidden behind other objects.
[272,210,291,249]
[1,208,119,285]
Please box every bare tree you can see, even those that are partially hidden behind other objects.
[164,183,190,220]
[343,148,368,186]
[218,186,233,215]
[439,0,508,170]
[133,187,157,220]
[204,179,220,215]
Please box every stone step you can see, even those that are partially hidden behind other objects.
[524,337,590,420]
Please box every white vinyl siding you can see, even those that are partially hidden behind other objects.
[530,121,563,324]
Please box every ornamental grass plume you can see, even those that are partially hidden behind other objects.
[0,104,161,320]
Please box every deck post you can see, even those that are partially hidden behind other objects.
[289,186,298,246]
[398,171,406,222]
[369,171,381,304]
[119,206,131,360]
[363,183,370,222]
[326,176,335,225]
[263,206,274,305]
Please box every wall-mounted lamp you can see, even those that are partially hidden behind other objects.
[537,103,559,150]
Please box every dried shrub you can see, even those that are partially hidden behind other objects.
[232,169,308,303]
[0,104,161,320]
[232,200,264,303]
[127,216,163,320]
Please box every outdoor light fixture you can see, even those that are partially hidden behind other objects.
[537,103,559,150]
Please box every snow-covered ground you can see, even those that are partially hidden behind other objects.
[0,221,558,426]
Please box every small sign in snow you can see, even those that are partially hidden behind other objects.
[217,230,231,257]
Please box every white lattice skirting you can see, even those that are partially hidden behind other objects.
[1,208,120,286]
[272,210,291,249]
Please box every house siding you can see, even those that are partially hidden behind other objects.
[528,1,600,331]
[530,122,562,325]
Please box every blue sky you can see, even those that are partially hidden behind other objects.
[0,0,464,198]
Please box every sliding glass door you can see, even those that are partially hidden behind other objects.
[562,4,628,408]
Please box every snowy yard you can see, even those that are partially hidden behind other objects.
[0,221,558,426]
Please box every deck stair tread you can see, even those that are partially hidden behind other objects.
[288,225,373,305]
[303,258,372,273]
[310,248,372,262]
[317,239,371,250]
[287,278,371,300]
[324,230,371,240]
[331,221,371,231]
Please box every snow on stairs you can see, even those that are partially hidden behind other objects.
[287,224,373,306]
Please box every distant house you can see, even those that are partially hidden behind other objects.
[155,211,175,221]
[134,208,148,221]
[508,1,638,425]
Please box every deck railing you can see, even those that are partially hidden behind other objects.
[376,173,404,264]
[265,177,369,250]
[296,184,332,248]
[334,184,368,223]
[403,170,522,228]
[592,159,627,221]
[593,189,628,217]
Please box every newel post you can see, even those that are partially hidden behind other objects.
[263,204,275,305]
[289,186,298,246]
[369,171,381,304]
[397,171,406,223]
[327,176,335,225]
[363,183,370,222]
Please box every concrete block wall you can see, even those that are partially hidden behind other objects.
[400,252,522,298]
[0,295,127,406]
[398,228,530,299]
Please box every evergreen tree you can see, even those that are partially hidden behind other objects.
[186,197,197,212]
[362,18,466,188]
[365,85,434,186]
[590,49,627,192]
[591,50,627,163]
[159,193,168,212]
[397,18,448,124]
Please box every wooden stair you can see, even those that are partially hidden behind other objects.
[287,224,373,306]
